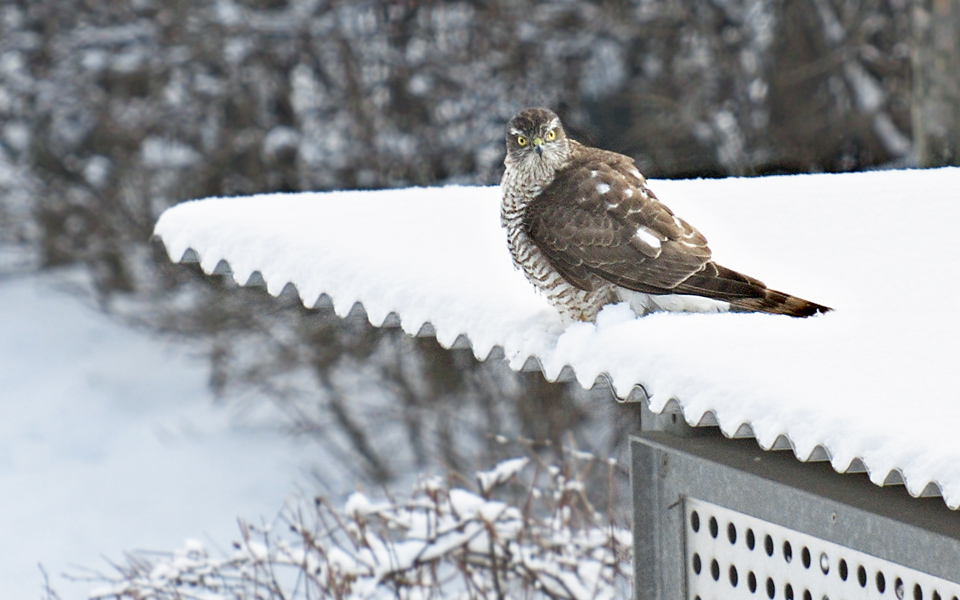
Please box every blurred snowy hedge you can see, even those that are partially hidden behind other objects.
[88,453,631,599]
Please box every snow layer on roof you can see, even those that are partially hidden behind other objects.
[155,168,960,508]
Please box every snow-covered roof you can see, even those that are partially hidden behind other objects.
[154,168,960,508]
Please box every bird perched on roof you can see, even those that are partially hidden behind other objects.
[499,107,831,322]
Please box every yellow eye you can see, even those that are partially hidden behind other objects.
[546,129,556,141]
[517,135,528,147]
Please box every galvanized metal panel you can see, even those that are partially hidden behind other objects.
[685,497,960,600]
[631,431,960,600]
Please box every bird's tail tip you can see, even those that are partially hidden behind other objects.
[732,290,832,318]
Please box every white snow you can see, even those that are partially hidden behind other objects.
[2,121,30,152]
[141,136,201,168]
[113,460,628,599]
[448,488,488,519]
[344,491,392,518]
[0,273,312,598]
[154,168,960,507]
[262,126,300,158]
[476,457,529,493]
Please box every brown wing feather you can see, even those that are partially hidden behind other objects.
[523,143,833,317]
[524,143,713,294]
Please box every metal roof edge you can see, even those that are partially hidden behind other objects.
[163,243,957,509]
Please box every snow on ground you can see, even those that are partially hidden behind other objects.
[154,167,960,508]
[0,273,313,599]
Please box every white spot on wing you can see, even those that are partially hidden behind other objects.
[623,188,634,198]
[634,226,662,250]
[590,170,598,178]
[596,183,611,194]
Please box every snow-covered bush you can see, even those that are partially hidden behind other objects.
[88,452,631,599]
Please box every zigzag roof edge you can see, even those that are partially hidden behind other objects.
[160,241,959,510]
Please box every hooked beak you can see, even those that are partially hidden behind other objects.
[532,137,544,156]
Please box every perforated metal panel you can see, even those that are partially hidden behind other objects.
[632,432,960,600]
[685,498,960,600]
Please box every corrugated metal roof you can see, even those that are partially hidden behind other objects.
[154,169,960,508]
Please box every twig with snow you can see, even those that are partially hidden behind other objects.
[86,451,631,599]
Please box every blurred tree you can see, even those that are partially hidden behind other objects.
[0,0,950,494]
[766,0,912,172]
[911,0,960,167]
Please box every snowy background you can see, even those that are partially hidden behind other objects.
[0,269,630,599]
[0,272,316,599]
[2,0,959,597]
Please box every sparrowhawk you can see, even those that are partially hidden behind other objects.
[500,107,831,322]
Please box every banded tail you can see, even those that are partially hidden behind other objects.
[676,262,832,318]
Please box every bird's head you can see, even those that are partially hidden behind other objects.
[504,107,570,171]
